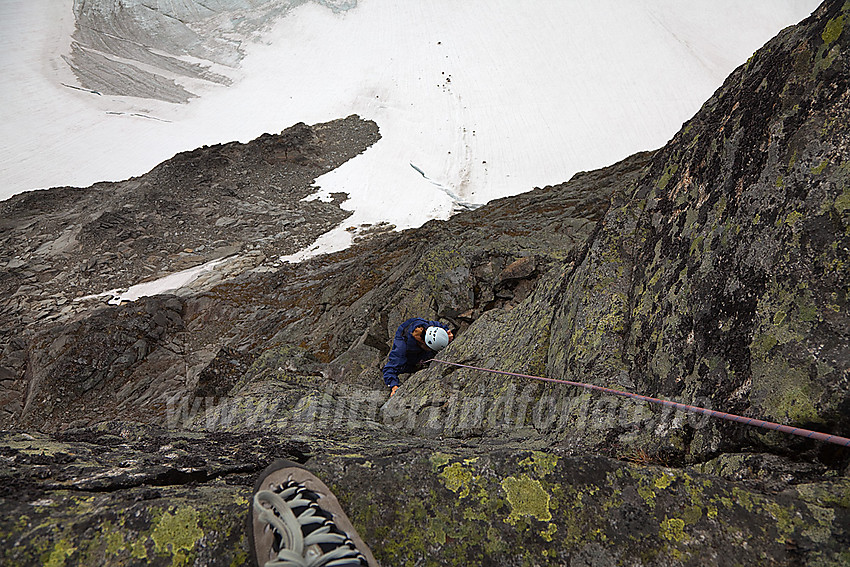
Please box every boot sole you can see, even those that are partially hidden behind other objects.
[247,458,379,566]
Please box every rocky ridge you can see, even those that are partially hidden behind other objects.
[0,115,381,425]
[2,1,850,565]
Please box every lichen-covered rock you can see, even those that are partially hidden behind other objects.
[540,0,850,463]
[316,450,850,567]
[0,424,313,567]
[2,487,247,567]
[388,0,850,468]
[4,429,847,566]
[19,295,189,431]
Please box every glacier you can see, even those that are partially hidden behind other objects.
[0,0,821,259]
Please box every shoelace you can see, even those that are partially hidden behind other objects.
[254,480,367,567]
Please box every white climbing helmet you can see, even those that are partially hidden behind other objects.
[425,326,450,351]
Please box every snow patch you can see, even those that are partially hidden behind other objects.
[1,0,821,265]
[76,256,231,305]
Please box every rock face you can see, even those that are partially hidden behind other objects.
[2,1,850,565]
[0,115,380,427]
[547,0,850,463]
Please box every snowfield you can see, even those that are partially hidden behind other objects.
[1,0,821,263]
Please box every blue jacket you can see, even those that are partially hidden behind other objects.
[382,318,449,387]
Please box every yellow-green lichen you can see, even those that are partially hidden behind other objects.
[428,517,447,545]
[684,475,709,509]
[539,522,558,542]
[689,235,704,256]
[732,488,756,513]
[635,479,658,509]
[812,159,829,175]
[751,358,821,424]
[439,461,474,499]
[463,506,488,522]
[5,439,81,457]
[822,14,845,45]
[131,539,149,560]
[762,500,801,543]
[796,480,850,509]
[45,539,76,567]
[151,506,203,566]
[751,332,778,361]
[229,550,250,567]
[519,451,559,477]
[658,162,680,191]
[682,505,702,525]
[103,529,126,557]
[484,527,502,554]
[834,186,850,213]
[659,516,687,542]
[784,211,804,227]
[654,473,674,490]
[418,247,465,290]
[501,474,552,525]
[801,504,835,544]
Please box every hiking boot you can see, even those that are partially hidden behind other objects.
[248,459,379,567]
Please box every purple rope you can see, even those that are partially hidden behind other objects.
[431,359,850,448]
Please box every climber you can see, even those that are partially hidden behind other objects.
[382,317,454,396]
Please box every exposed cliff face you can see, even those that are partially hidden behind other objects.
[402,0,850,466]
[2,1,849,565]
[0,115,380,427]
[7,147,638,434]
[547,0,850,461]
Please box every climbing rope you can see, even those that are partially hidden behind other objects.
[430,359,850,448]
